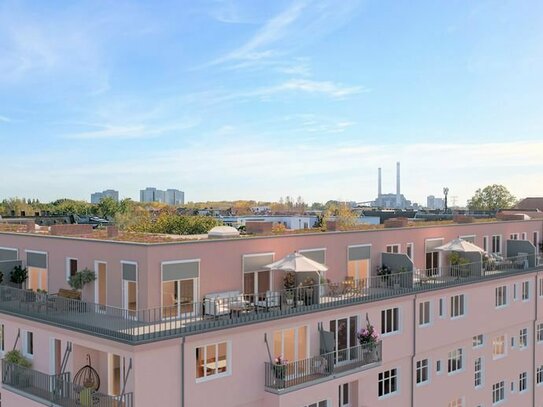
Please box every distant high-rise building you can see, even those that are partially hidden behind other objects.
[91,189,119,204]
[426,195,444,210]
[140,187,184,205]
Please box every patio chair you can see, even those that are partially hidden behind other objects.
[255,291,280,311]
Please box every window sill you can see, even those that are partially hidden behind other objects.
[196,372,231,384]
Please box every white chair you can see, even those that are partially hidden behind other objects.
[255,291,280,310]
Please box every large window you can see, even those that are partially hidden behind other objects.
[419,301,430,326]
[66,258,78,281]
[242,254,273,301]
[491,235,502,254]
[474,357,482,388]
[519,372,527,392]
[22,331,33,358]
[425,251,439,274]
[492,336,506,359]
[378,368,398,397]
[447,348,463,373]
[537,366,543,385]
[519,328,528,348]
[450,295,465,318]
[495,286,507,307]
[537,323,543,342]
[416,359,429,385]
[522,281,530,301]
[273,326,308,363]
[330,317,357,363]
[338,383,350,407]
[492,381,505,404]
[381,308,399,335]
[195,342,229,381]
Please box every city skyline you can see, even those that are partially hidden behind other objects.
[1,1,542,204]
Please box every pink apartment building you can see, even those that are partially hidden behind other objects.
[0,219,541,407]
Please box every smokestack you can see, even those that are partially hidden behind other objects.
[396,161,401,208]
[378,167,382,198]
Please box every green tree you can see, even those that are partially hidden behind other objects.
[467,184,517,211]
[96,196,120,218]
[129,213,221,235]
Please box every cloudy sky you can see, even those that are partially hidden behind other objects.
[0,0,542,205]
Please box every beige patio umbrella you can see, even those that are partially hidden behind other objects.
[265,251,328,272]
[435,238,485,253]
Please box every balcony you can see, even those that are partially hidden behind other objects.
[1,360,133,407]
[264,342,382,393]
[0,254,539,344]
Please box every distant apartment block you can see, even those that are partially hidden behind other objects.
[427,194,445,210]
[90,189,119,204]
[140,187,184,205]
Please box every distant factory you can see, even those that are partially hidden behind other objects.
[372,162,412,209]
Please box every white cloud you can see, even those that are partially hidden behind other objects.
[0,115,11,123]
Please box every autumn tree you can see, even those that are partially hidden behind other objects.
[467,185,517,211]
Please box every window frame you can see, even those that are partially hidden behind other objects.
[522,281,530,301]
[474,357,483,388]
[447,348,463,375]
[418,301,431,327]
[492,380,505,404]
[195,341,231,383]
[416,358,429,386]
[450,294,465,319]
[492,335,506,360]
[381,307,400,336]
[378,368,398,398]
[495,286,507,308]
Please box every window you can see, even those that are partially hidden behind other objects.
[495,286,507,307]
[338,383,350,407]
[450,294,465,318]
[492,381,505,404]
[0,324,4,352]
[519,372,527,392]
[436,360,441,373]
[537,323,543,342]
[378,368,398,397]
[22,331,33,357]
[534,231,540,253]
[491,235,501,254]
[483,236,489,253]
[274,326,308,363]
[66,258,78,281]
[519,328,528,348]
[492,336,506,359]
[522,281,529,301]
[537,366,543,384]
[195,342,230,381]
[473,334,484,348]
[406,243,414,260]
[510,233,519,240]
[439,298,445,317]
[448,399,463,407]
[513,283,517,301]
[386,244,400,254]
[419,301,430,326]
[416,359,429,385]
[447,348,463,373]
[302,401,328,407]
[522,232,527,240]
[539,279,543,297]
[474,357,483,387]
[381,308,399,334]
[425,251,439,273]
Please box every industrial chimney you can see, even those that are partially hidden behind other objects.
[378,167,382,198]
[396,161,401,208]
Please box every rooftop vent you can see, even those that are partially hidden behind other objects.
[208,226,240,239]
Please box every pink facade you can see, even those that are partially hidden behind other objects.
[0,219,542,407]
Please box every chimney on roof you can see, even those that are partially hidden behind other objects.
[378,167,382,198]
[396,161,401,208]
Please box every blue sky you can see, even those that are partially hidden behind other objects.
[1,0,542,205]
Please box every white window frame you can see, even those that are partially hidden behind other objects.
[534,231,540,254]
[65,257,78,282]
[406,242,414,262]
[386,244,400,254]
[381,307,400,336]
[492,381,505,405]
[473,334,484,348]
[521,232,527,241]
[495,286,507,308]
[519,372,527,393]
[439,298,445,318]
[491,235,502,254]
[510,233,519,240]
[539,278,543,297]
[474,357,483,388]
[537,366,543,385]
[519,328,528,349]
[447,348,463,374]
[0,323,4,353]
[416,358,429,386]
[418,301,431,327]
[378,368,398,398]
[483,236,489,253]
[522,281,530,301]
[538,323,543,343]
[195,341,232,383]
[492,335,507,360]
[22,330,34,359]
[339,382,350,407]
[450,294,465,318]
[459,234,476,244]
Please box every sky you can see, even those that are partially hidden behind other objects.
[0,0,542,206]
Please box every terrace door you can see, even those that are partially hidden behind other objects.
[95,262,107,310]
[26,252,48,292]
[243,254,274,303]
[330,316,357,364]
[122,262,138,319]
[425,239,443,277]
[161,261,199,319]
[273,326,308,377]
[347,246,370,290]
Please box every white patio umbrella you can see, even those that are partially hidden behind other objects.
[265,252,328,273]
[435,238,485,254]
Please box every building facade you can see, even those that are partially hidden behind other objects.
[140,187,184,205]
[0,219,542,406]
[90,189,119,204]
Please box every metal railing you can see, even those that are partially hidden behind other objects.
[264,341,382,391]
[0,255,539,344]
[1,360,133,407]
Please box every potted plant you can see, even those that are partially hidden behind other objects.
[449,252,470,277]
[10,265,28,288]
[376,264,391,287]
[284,290,294,306]
[272,355,288,382]
[283,271,296,305]
[4,350,32,387]
[68,268,97,291]
[356,319,380,363]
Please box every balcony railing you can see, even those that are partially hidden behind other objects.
[1,360,133,407]
[264,341,382,392]
[0,254,538,344]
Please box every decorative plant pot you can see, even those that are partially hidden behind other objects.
[273,364,286,380]
[286,298,293,306]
